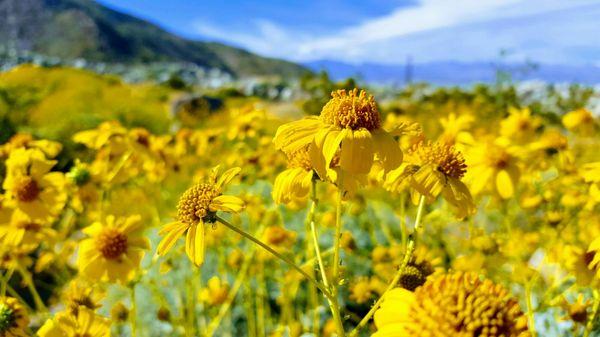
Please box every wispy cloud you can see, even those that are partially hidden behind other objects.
[192,0,600,65]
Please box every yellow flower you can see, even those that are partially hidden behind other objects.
[466,138,520,199]
[37,307,110,337]
[385,141,475,218]
[373,272,530,337]
[77,215,149,283]
[157,166,244,266]
[588,237,600,282]
[350,277,375,304]
[500,107,541,142]
[0,133,62,159]
[273,89,403,182]
[2,148,67,222]
[200,276,230,306]
[0,297,29,337]
[272,146,315,205]
[62,281,104,316]
[0,208,56,249]
[562,108,595,133]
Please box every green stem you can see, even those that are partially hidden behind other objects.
[130,286,137,337]
[216,216,331,300]
[329,182,346,337]
[349,195,426,337]
[0,268,14,297]
[306,181,320,335]
[525,281,537,337]
[16,265,47,312]
[583,290,600,337]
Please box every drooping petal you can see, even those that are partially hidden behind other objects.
[186,223,205,266]
[273,117,321,154]
[157,223,188,256]
[340,128,374,174]
[372,129,403,172]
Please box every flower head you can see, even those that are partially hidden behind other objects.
[373,272,530,337]
[273,146,315,205]
[77,215,149,283]
[0,297,28,337]
[386,141,474,218]
[274,89,403,192]
[37,307,110,337]
[157,166,245,266]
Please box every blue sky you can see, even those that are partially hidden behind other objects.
[97,0,600,66]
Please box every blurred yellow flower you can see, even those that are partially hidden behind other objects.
[0,297,28,337]
[37,307,110,337]
[78,215,149,283]
[2,148,67,222]
[273,146,315,205]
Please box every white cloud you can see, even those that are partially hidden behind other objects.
[192,0,600,64]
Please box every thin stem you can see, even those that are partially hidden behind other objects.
[329,182,346,337]
[349,195,426,337]
[1,268,14,297]
[583,290,600,337]
[216,216,331,300]
[306,181,320,335]
[525,281,537,337]
[130,286,137,337]
[16,265,47,312]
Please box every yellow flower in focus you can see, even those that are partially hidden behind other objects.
[157,166,245,266]
[200,276,230,306]
[0,297,28,337]
[372,272,530,337]
[386,141,475,218]
[37,307,110,337]
[272,146,315,205]
[273,89,403,183]
[2,148,67,222]
[77,215,149,283]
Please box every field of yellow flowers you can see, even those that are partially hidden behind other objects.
[0,65,599,337]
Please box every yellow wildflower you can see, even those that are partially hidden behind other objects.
[0,297,28,337]
[37,307,110,337]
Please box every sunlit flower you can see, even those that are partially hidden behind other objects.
[386,140,474,218]
[200,276,230,306]
[562,108,596,134]
[500,107,541,142]
[588,237,600,282]
[157,166,244,266]
[273,89,403,185]
[0,297,28,337]
[62,281,104,316]
[373,272,530,337]
[2,148,67,221]
[77,215,149,283]
[37,307,110,337]
[0,208,56,248]
[272,146,315,204]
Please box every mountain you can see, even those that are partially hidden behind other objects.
[0,0,309,78]
[305,60,600,86]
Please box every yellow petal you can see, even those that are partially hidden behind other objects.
[372,129,402,171]
[216,167,241,188]
[340,128,374,174]
[496,169,514,199]
[186,223,205,266]
[157,223,188,256]
[210,195,245,213]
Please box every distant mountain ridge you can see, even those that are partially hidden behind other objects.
[0,0,309,78]
[305,60,600,85]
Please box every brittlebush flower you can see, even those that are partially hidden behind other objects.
[588,237,600,282]
[0,297,28,337]
[200,276,230,306]
[2,148,67,222]
[562,108,596,134]
[37,307,110,337]
[77,215,149,283]
[385,141,475,218]
[157,166,244,266]
[272,146,315,205]
[273,89,403,187]
[500,107,541,142]
[0,208,56,249]
[373,272,530,337]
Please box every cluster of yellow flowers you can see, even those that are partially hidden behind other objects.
[0,85,598,337]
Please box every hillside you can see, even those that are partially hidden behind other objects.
[0,0,309,78]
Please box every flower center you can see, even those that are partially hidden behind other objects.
[320,89,381,131]
[15,176,40,202]
[0,303,15,332]
[97,229,128,259]
[399,260,435,291]
[287,147,313,171]
[177,183,221,224]
[413,142,467,179]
